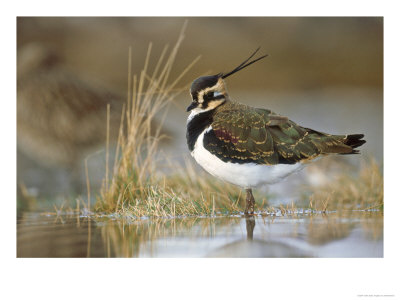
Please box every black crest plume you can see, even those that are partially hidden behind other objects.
[221,47,268,79]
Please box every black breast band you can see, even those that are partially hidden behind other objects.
[186,110,215,152]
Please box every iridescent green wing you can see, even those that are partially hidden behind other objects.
[204,106,355,165]
[204,107,282,164]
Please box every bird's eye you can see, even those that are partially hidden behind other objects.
[204,92,213,100]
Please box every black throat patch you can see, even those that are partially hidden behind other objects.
[186,109,215,152]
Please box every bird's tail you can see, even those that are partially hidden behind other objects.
[342,134,366,154]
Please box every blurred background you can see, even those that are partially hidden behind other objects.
[17,17,383,209]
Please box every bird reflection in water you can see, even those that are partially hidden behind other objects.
[245,216,256,240]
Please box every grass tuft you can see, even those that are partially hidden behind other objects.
[95,26,248,217]
[300,158,383,212]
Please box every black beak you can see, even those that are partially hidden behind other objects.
[186,102,197,112]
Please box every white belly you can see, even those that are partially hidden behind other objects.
[191,128,304,188]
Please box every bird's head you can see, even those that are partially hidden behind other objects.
[186,48,268,114]
[187,75,227,113]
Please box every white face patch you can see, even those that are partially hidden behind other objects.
[187,108,204,123]
[186,99,226,123]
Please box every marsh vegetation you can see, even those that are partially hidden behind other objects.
[93,29,383,219]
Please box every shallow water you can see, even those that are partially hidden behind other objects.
[17,211,383,258]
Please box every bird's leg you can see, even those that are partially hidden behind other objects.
[245,188,255,215]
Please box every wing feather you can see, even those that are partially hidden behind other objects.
[203,104,356,165]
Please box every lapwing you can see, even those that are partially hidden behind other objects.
[186,48,366,215]
[17,43,168,168]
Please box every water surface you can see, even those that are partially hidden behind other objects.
[17,211,383,258]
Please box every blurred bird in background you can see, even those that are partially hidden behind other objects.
[17,43,127,196]
[18,43,124,168]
